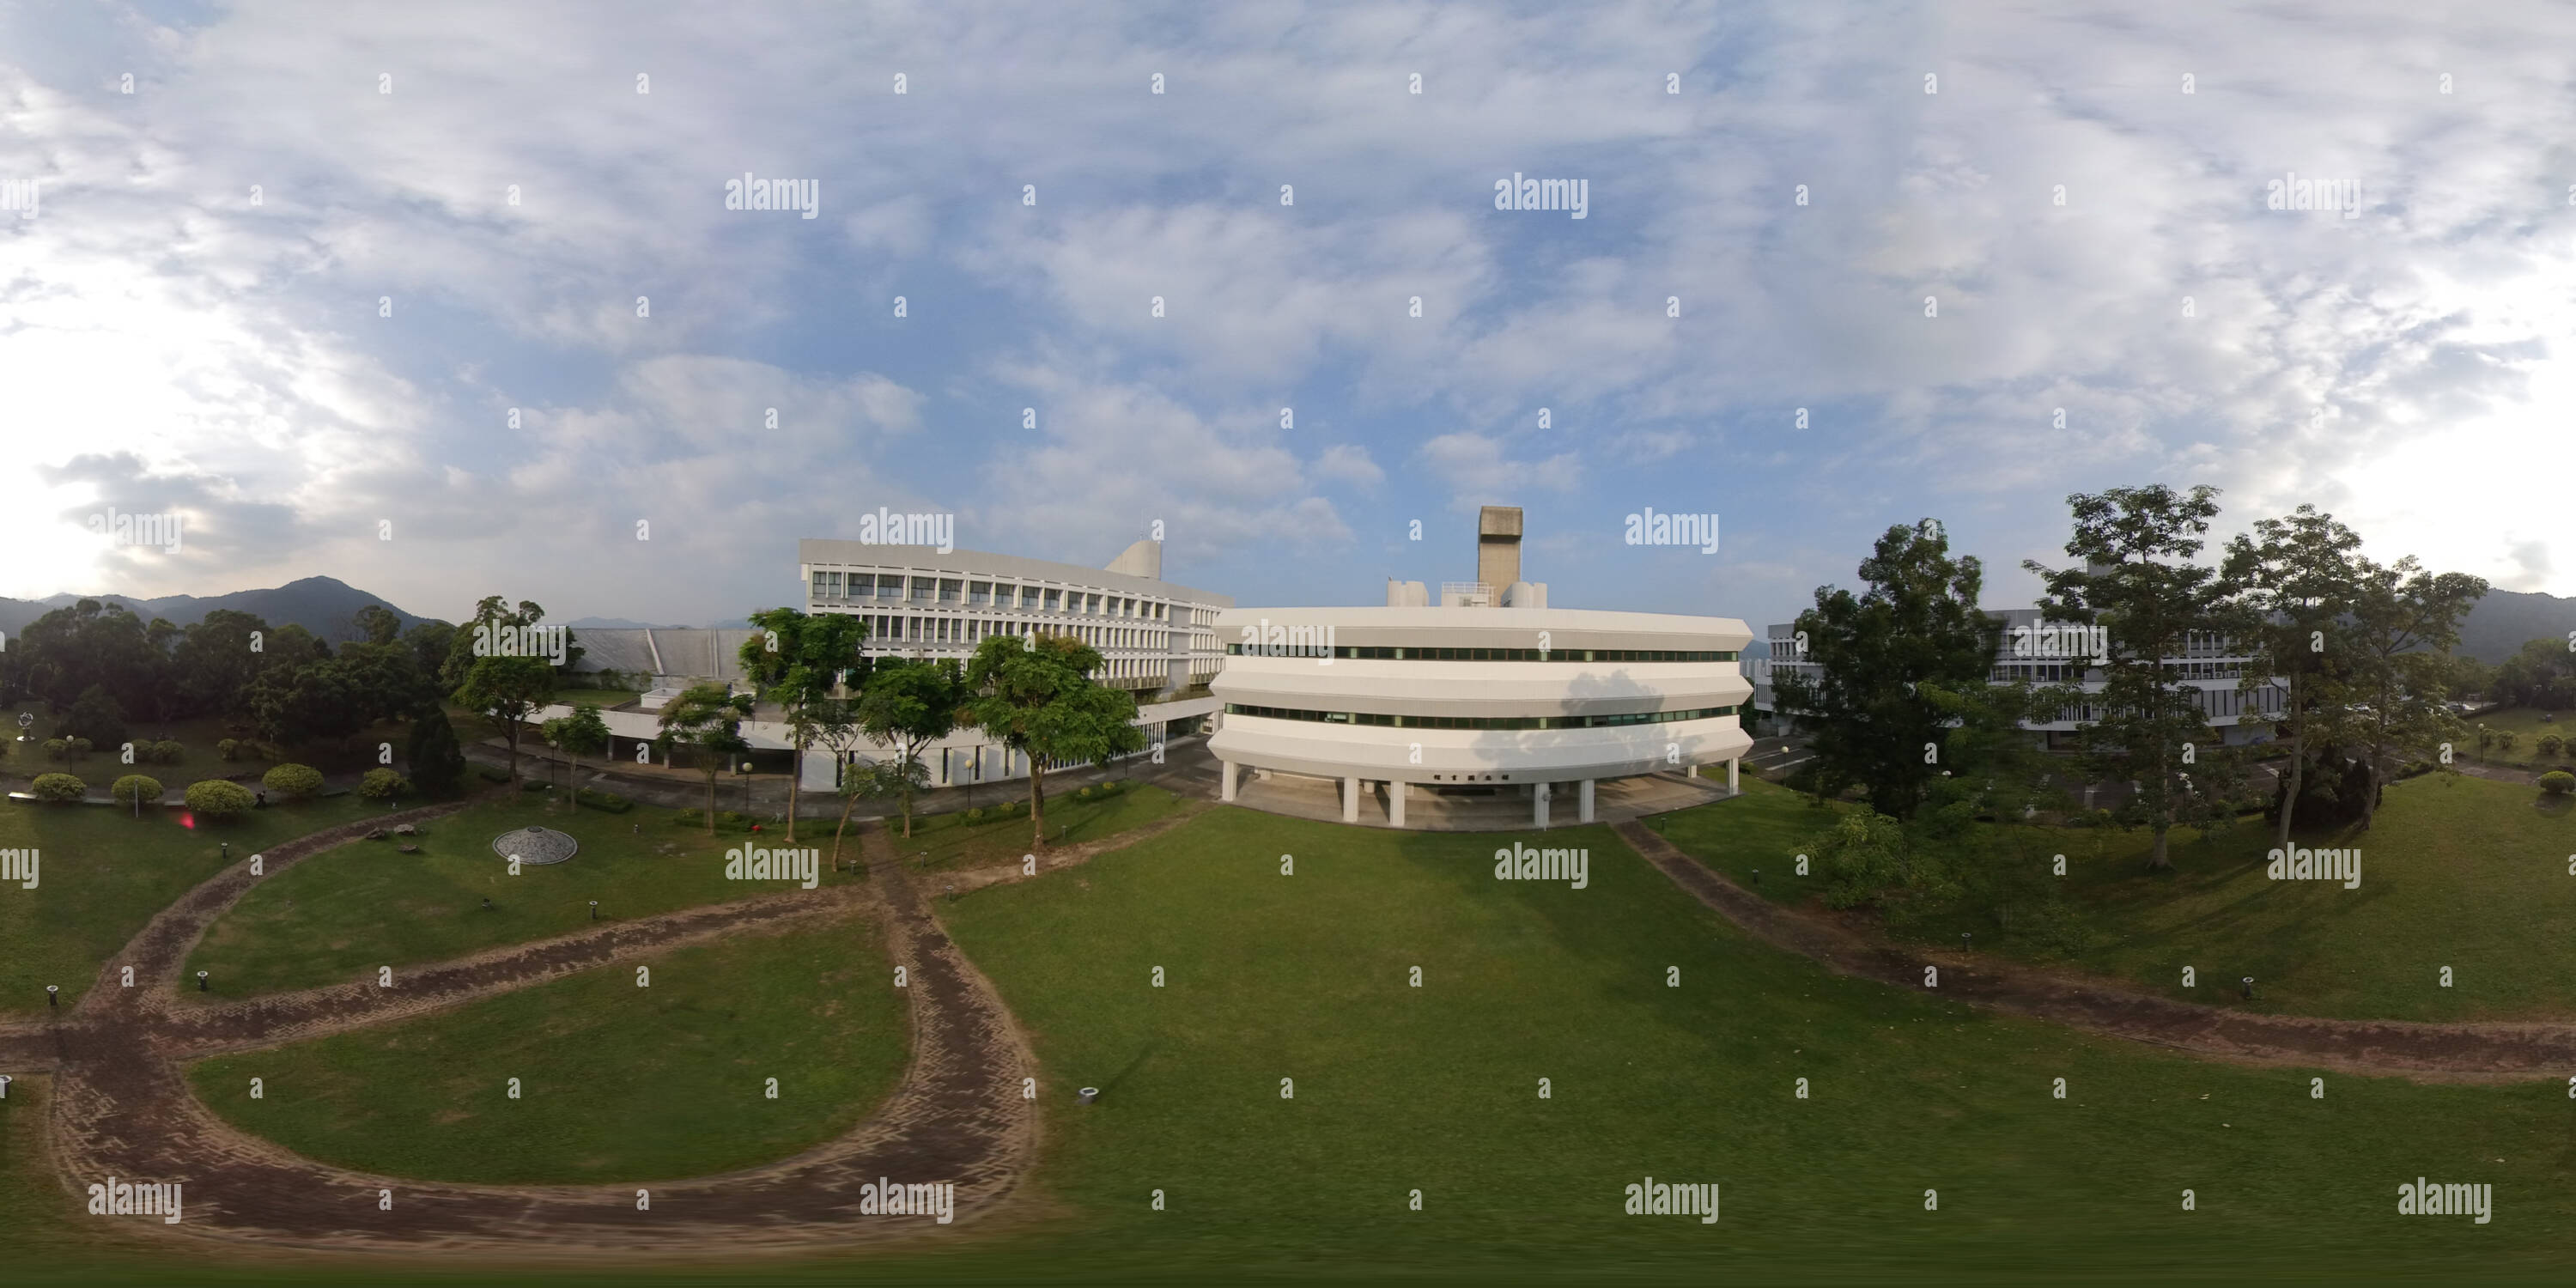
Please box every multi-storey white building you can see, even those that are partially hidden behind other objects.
[1209,507,1754,829]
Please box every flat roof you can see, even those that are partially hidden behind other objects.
[798,539,1231,607]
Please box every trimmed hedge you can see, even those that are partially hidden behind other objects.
[111,775,165,806]
[520,778,553,793]
[185,779,258,820]
[216,738,242,762]
[477,764,512,784]
[31,773,87,803]
[263,762,325,799]
[357,768,412,800]
[2541,770,2575,797]
[574,787,632,813]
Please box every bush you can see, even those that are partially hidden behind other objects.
[2539,734,2566,759]
[719,811,750,826]
[149,739,185,765]
[357,768,412,800]
[216,738,241,762]
[43,738,68,762]
[263,762,325,799]
[519,778,552,793]
[961,806,987,825]
[2541,770,2576,797]
[30,773,87,803]
[477,763,512,783]
[111,775,165,806]
[185,779,257,820]
[574,787,632,813]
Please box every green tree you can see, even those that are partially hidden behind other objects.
[2322,558,2486,830]
[405,705,469,797]
[655,683,754,835]
[349,603,404,646]
[856,659,964,839]
[61,684,129,749]
[1775,519,1997,820]
[540,704,613,796]
[835,756,930,873]
[452,654,556,787]
[961,634,1144,849]
[170,610,272,719]
[2221,504,2364,848]
[739,608,871,842]
[2025,484,2239,872]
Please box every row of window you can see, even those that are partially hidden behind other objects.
[1222,703,1738,731]
[811,570,1173,620]
[1223,645,1738,662]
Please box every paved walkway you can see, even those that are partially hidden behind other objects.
[3,796,1040,1256]
[1615,820,2576,1082]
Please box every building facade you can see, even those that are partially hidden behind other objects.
[1208,507,1755,828]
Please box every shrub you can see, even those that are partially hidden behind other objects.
[185,779,257,820]
[2539,734,2566,759]
[43,738,68,762]
[263,762,325,799]
[150,739,185,765]
[111,775,165,807]
[961,806,986,825]
[476,763,512,783]
[31,773,87,803]
[216,738,241,762]
[574,787,631,813]
[2497,732,2519,754]
[357,768,411,799]
[673,808,703,827]
[2541,770,2576,798]
[520,778,552,793]
[719,810,750,826]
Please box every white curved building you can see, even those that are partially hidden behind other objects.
[1209,507,1753,828]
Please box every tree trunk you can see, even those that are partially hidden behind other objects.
[785,736,803,842]
[704,766,718,835]
[831,786,861,874]
[506,720,521,787]
[2275,694,2303,852]
[1029,755,1048,850]
[2149,819,2172,871]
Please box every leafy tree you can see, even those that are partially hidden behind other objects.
[2025,484,2239,872]
[185,778,255,820]
[961,634,1144,849]
[539,704,612,798]
[405,706,469,797]
[1773,519,2000,820]
[739,608,871,842]
[655,683,754,835]
[111,775,164,807]
[2313,557,2483,830]
[442,597,580,689]
[857,659,964,839]
[15,599,168,717]
[453,653,556,787]
[2488,637,2576,711]
[349,603,404,646]
[170,610,271,719]
[60,684,130,749]
[2221,504,2363,848]
[835,756,929,873]
[264,762,325,799]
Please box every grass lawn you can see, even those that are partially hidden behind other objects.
[183,793,854,998]
[926,804,2576,1281]
[1656,774,2576,1022]
[7,712,416,788]
[548,687,643,710]
[2462,708,2576,769]
[188,916,907,1184]
[0,796,380,1016]
[884,781,1190,874]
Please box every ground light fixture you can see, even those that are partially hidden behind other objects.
[590,900,599,920]
[197,971,209,992]
[1078,1087,1100,1105]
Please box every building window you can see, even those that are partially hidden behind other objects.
[939,579,963,604]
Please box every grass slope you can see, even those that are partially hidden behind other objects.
[1662,775,2576,1022]
[888,782,1188,873]
[0,797,377,1015]
[184,795,850,999]
[931,804,2576,1281]
[187,916,907,1184]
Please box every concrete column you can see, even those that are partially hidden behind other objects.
[1534,781,1551,828]
[1220,760,1238,802]
[1728,757,1739,793]
[1389,781,1407,828]
[1342,776,1360,823]
[1579,778,1595,823]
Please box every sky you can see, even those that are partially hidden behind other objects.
[3,1,2572,630]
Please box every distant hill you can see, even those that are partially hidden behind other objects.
[0,576,434,641]
[2460,588,2576,664]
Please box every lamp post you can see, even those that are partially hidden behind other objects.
[589,900,599,921]
[46,985,59,1008]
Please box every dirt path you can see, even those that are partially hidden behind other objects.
[931,800,1211,896]
[1615,821,2576,1082]
[17,802,1041,1256]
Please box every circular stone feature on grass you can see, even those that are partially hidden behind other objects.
[491,825,579,866]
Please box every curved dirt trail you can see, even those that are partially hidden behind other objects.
[18,799,1039,1255]
[1617,821,2576,1082]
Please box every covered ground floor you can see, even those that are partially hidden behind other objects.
[1215,761,1740,831]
